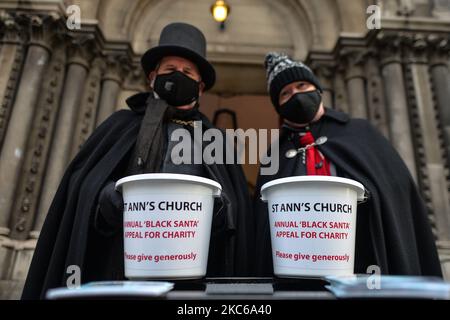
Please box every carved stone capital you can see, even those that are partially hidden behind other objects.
[123,63,147,91]
[376,32,402,66]
[340,48,367,80]
[15,12,62,52]
[311,63,335,79]
[91,56,106,72]
[65,33,96,69]
[427,33,450,67]
[401,33,428,64]
[0,11,22,44]
[102,53,130,83]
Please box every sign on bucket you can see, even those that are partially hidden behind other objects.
[115,173,222,279]
[260,176,365,278]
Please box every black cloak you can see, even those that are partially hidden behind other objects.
[22,93,254,299]
[254,107,442,277]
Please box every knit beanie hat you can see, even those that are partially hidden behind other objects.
[265,52,322,107]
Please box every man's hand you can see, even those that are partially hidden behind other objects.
[97,180,123,228]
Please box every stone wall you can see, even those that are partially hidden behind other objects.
[0,0,449,299]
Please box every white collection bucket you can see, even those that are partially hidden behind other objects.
[115,173,222,280]
[260,176,365,278]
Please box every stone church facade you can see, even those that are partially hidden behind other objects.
[0,0,449,299]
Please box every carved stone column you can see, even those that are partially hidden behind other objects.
[333,66,350,114]
[95,54,127,126]
[404,33,450,236]
[403,33,450,280]
[32,35,92,237]
[364,49,390,138]
[342,49,368,119]
[428,34,450,169]
[69,57,104,162]
[9,42,66,241]
[0,11,25,151]
[377,32,418,181]
[0,14,58,236]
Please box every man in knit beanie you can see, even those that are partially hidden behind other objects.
[253,52,442,278]
[265,52,326,127]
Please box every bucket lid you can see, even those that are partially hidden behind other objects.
[260,176,366,202]
[115,173,222,197]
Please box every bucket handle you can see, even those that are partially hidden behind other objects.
[212,186,222,198]
[358,189,370,204]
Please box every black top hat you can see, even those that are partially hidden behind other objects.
[141,22,216,90]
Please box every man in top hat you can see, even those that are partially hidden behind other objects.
[22,23,253,299]
[253,52,442,277]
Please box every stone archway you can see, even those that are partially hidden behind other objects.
[127,0,305,94]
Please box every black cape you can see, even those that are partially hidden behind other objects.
[254,107,442,277]
[22,93,254,299]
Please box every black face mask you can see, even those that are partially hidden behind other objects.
[153,71,200,107]
[278,90,322,124]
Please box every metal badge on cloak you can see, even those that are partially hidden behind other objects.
[285,136,328,159]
